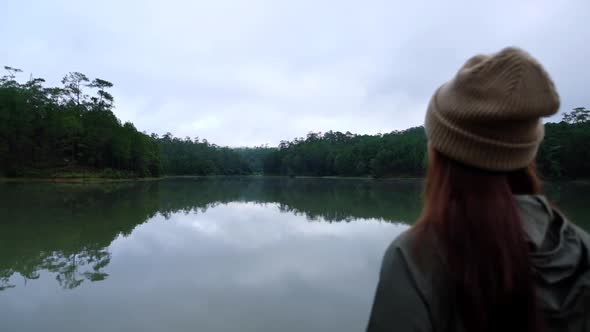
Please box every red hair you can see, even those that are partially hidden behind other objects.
[415,147,543,332]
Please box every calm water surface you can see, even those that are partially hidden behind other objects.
[0,177,588,332]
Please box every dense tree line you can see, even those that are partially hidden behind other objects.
[0,68,253,177]
[537,108,590,179]
[0,68,161,177]
[263,127,427,178]
[157,134,253,175]
[1,67,587,179]
[263,108,590,179]
[234,146,275,174]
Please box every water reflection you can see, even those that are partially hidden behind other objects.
[0,182,159,291]
[0,177,587,295]
[0,177,588,332]
[0,178,421,291]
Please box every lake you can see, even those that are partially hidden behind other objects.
[0,177,588,332]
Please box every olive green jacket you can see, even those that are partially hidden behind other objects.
[367,195,590,332]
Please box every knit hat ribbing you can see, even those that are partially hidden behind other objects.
[425,47,560,171]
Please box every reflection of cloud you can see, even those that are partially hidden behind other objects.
[117,202,408,251]
[1,202,407,332]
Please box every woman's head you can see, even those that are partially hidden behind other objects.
[424,47,559,172]
[417,48,559,332]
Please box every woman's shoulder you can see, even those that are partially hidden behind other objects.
[380,228,420,271]
[384,226,445,287]
[389,228,415,252]
[379,226,453,328]
[388,226,441,263]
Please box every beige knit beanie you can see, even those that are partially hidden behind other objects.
[425,47,560,171]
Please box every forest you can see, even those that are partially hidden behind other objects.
[263,109,590,179]
[0,68,256,177]
[1,68,588,179]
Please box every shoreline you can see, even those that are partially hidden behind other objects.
[0,174,405,183]
[0,174,588,184]
[0,176,163,183]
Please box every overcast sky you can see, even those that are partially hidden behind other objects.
[1,0,588,146]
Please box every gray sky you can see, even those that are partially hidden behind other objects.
[1,0,588,146]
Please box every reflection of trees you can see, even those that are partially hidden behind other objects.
[42,248,111,289]
[0,182,160,291]
[1,178,422,291]
[0,276,16,291]
[156,177,424,223]
[1,177,585,291]
[0,248,111,292]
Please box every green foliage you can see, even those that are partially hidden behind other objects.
[0,69,160,177]
[264,113,590,180]
[1,66,587,180]
[0,67,261,178]
[536,109,590,179]
[234,146,276,174]
[156,134,252,175]
[263,128,427,178]
[562,107,590,124]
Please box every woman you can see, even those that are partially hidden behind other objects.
[367,47,590,332]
